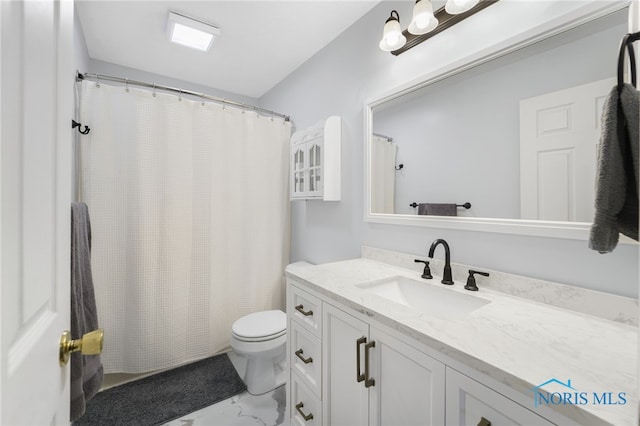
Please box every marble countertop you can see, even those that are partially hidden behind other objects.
[285,258,638,426]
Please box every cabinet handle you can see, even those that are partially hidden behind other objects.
[477,417,491,426]
[295,304,313,316]
[295,402,314,421]
[364,340,376,388]
[356,336,366,383]
[295,348,313,364]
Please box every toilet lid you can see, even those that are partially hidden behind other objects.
[232,310,286,339]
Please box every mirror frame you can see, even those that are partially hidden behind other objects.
[364,1,632,240]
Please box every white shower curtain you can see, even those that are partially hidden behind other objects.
[78,80,291,373]
[370,135,397,214]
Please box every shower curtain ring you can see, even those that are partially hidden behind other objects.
[222,99,226,110]
[152,83,157,98]
[178,88,182,102]
[201,93,205,107]
[96,74,100,88]
[125,78,129,92]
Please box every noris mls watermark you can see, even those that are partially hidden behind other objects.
[530,379,627,409]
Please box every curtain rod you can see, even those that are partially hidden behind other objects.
[76,71,291,122]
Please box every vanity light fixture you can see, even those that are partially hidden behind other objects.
[167,11,220,52]
[380,0,499,55]
[379,10,407,51]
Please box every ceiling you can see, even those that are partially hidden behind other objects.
[76,1,380,99]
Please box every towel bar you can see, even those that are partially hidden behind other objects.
[409,202,471,209]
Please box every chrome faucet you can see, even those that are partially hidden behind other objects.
[428,239,454,285]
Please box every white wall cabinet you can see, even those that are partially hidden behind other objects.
[287,278,561,426]
[290,116,341,201]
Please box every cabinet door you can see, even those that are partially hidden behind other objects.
[369,327,445,426]
[446,367,554,426]
[291,145,306,198]
[322,303,369,426]
[307,142,322,196]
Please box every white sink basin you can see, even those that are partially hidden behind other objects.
[357,275,490,319]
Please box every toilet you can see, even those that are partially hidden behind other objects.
[231,310,287,395]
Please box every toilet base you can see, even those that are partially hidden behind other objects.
[244,352,286,395]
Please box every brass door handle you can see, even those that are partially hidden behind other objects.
[295,304,313,316]
[356,336,366,382]
[295,348,313,364]
[295,402,314,421]
[364,340,375,388]
[59,329,104,366]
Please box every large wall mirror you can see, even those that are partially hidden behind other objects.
[365,2,634,240]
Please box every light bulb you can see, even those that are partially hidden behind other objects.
[408,0,438,35]
[445,0,480,15]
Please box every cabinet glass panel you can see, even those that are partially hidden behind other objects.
[294,149,304,171]
[295,172,305,193]
[311,145,321,167]
[309,169,316,192]
[313,167,321,192]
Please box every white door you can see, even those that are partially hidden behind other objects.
[520,77,614,222]
[322,304,369,426]
[368,327,445,426]
[1,0,74,424]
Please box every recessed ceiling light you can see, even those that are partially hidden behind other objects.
[167,11,220,52]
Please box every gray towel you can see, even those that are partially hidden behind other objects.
[70,202,103,421]
[418,203,458,216]
[589,83,639,253]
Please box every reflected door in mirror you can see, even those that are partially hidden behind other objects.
[520,77,613,222]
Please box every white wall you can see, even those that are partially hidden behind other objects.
[260,1,639,298]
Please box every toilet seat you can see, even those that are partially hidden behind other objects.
[232,310,286,341]
[232,329,286,342]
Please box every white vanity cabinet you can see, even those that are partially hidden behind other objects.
[445,367,554,426]
[287,280,445,426]
[287,277,566,426]
[290,116,341,201]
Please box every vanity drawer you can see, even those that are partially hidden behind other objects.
[445,367,553,426]
[290,320,322,398]
[290,371,323,426]
[288,284,322,337]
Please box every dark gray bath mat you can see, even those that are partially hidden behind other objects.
[74,353,246,426]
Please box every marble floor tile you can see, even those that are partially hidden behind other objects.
[164,385,288,426]
[164,350,288,426]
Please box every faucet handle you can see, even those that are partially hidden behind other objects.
[465,269,490,291]
[414,259,433,279]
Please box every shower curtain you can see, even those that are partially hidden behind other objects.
[77,80,291,373]
[370,135,397,214]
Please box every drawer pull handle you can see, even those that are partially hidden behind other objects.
[364,340,376,388]
[295,348,313,364]
[477,417,491,426]
[295,402,314,421]
[295,304,313,316]
[356,336,366,383]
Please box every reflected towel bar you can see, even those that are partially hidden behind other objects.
[409,202,471,209]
